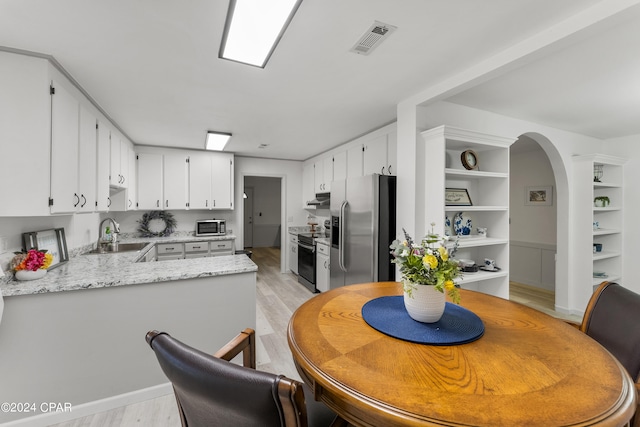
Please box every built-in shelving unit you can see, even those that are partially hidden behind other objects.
[420,125,514,299]
[572,154,625,309]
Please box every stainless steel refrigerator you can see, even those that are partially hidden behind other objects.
[330,174,396,289]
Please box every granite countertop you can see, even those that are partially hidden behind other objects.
[0,234,257,297]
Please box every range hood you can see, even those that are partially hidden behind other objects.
[307,192,330,207]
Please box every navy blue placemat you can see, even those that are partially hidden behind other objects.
[361,296,484,345]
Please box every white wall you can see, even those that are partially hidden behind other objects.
[602,134,640,295]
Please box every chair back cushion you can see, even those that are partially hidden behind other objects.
[149,332,287,427]
[584,283,640,381]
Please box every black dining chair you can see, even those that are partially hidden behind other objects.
[577,281,640,427]
[146,328,347,427]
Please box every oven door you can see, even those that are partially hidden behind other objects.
[298,242,316,289]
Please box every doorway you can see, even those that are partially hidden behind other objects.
[509,134,560,312]
[243,177,282,248]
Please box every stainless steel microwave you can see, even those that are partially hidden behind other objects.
[196,219,226,236]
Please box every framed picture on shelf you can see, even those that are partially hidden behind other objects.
[445,188,473,206]
[22,228,69,270]
[525,186,553,206]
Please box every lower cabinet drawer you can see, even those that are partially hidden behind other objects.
[157,243,185,255]
[185,253,210,259]
[185,242,209,253]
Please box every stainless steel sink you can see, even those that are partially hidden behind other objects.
[84,242,150,255]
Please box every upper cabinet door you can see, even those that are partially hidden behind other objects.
[77,104,97,213]
[363,135,388,176]
[96,120,111,212]
[188,154,213,209]
[137,153,163,210]
[50,80,80,214]
[211,153,233,209]
[347,144,363,178]
[163,154,188,209]
[333,151,347,182]
[110,131,121,187]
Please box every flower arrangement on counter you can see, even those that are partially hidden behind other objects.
[10,249,53,272]
[390,223,461,304]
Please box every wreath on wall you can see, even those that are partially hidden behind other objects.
[137,211,177,237]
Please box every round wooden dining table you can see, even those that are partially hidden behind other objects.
[287,282,636,427]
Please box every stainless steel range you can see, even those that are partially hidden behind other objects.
[297,232,322,293]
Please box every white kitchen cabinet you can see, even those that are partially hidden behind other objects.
[0,52,51,216]
[333,151,347,182]
[363,134,396,176]
[347,144,364,178]
[288,233,298,274]
[96,120,112,212]
[188,153,234,210]
[188,154,212,209]
[110,131,122,187]
[314,158,332,193]
[127,145,137,210]
[573,154,625,309]
[136,152,164,209]
[163,154,189,209]
[49,80,80,214]
[420,125,513,299]
[77,103,97,213]
[316,243,330,292]
[302,163,316,208]
[211,153,234,209]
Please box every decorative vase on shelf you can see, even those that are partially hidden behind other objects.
[15,269,47,281]
[403,282,446,323]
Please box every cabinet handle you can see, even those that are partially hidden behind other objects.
[80,194,86,207]
[166,200,169,208]
[107,197,111,207]
[73,193,80,207]
[205,200,208,207]
[122,175,125,184]
[157,200,160,207]
[128,199,132,207]
[388,165,392,174]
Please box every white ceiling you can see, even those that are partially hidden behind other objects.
[1,0,638,160]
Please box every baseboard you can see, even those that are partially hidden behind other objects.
[2,383,173,427]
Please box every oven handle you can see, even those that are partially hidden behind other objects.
[339,200,348,272]
[298,242,315,252]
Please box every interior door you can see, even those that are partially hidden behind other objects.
[244,187,254,247]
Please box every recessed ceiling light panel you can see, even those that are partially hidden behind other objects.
[205,131,232,151]
[220,0,303,68]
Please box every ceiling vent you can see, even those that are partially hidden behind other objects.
[350,21,397,55]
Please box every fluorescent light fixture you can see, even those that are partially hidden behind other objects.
[205,131,232,151]
[220,0,303,68]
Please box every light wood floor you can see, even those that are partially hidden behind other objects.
[52,249,579,427]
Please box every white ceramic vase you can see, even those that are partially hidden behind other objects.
[15,269,47,281]
[403,282,446,323]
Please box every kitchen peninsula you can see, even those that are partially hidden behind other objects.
[0,235,257,425]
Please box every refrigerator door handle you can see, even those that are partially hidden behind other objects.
[339,200,348,272]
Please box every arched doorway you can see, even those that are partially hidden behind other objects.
[510,132,570,313]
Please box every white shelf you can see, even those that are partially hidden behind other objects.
[593,182,621,189]
[445,206,508,212]
[445,168,508,179]
[593,207,621,212]
[593,251,621,261]
[458,269,508,284]
[592,275,620,286]
[593,228,622,236]
[448,237,508,248]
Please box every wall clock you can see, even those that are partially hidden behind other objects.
[461,149,478,170]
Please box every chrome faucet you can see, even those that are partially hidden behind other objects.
[98,218,120,249]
